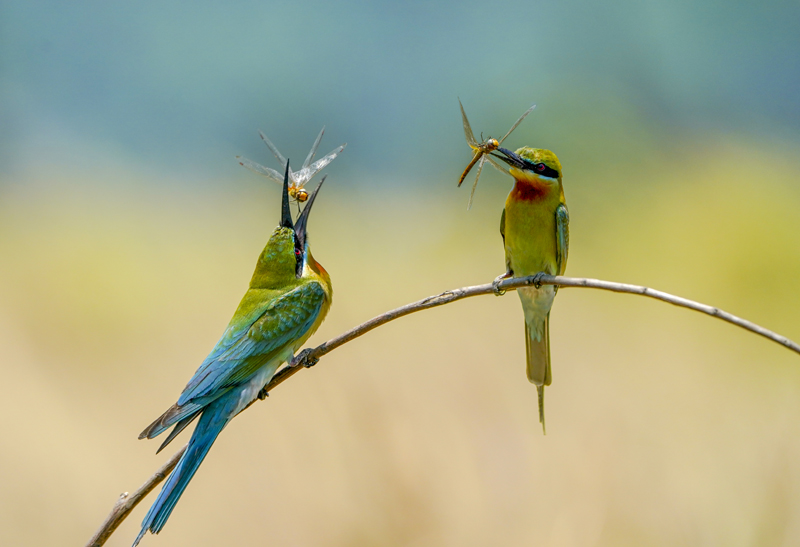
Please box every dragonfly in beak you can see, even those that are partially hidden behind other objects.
[457,100,535,209]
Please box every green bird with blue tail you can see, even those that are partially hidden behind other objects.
[491,146,568,434]
[133,162,333,546]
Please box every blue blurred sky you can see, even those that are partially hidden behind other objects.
[1,0,799,186]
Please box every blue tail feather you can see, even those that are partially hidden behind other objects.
[132,392,240,546]
[156,413,200,454]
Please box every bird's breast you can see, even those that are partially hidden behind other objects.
[503,187,560,277]
[509,175,550,202]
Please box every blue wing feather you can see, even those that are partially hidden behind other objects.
[140,282,326,441]
[177,282,325,404]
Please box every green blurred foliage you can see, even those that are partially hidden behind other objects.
[1,0,799,546]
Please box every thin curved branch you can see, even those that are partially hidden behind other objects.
[86,446,186,547]
[542,275,800,355]
[265,273,799,392]
[88,273,799,546]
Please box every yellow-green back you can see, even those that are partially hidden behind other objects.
[249,226,298,290]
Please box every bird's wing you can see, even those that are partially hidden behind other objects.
[177,282,327,405]
[500,208,514,274]
[555,204,569,276]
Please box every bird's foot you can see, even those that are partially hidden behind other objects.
[492,271,513,296]
[292,348,319,368]
[532,272,545,289]
[257,388,269,400]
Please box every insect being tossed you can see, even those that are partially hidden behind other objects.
[457,99,536,209]
[238,126,346,204]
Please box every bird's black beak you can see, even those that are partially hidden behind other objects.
[280,160,294,230]
[491,147,527,170]
[294,175,326,251]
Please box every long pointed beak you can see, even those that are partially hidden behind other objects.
[491,147,527,170]
[294,175,326,250]
[280,160,293,229]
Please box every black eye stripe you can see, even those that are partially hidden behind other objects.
[523,160,559,178]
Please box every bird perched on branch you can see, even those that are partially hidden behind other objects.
[491,146,569,434]
[132,162,333,546]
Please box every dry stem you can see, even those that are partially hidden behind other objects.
[87,273,799,546]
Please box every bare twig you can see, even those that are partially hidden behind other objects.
[89,273,799,546]
[541,275,800,355]
[264,273,799,392]
[86,445,186,547]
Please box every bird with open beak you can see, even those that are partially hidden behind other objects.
[133,161,333,545]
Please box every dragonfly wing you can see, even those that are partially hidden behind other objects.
[258,131,288,168]
[458,98,478,147]
[467,156,486,210]
[293,144,346,185]
[486,154,510,175]
[498,104,536,144]
[237,157,284,183]
[309,144,346,172]
[303,127,325,169]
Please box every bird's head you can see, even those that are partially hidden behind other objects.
[493,147,562,182]
[491,147,563,201]
[251,161,326,288]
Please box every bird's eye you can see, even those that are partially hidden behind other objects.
[535,163,546,172]
[295,248,302,257]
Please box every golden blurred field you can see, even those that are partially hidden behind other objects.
[1,133,799,546]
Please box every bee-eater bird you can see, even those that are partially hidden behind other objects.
[132,162,333,546]
[491,147,568,434]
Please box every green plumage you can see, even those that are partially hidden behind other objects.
[499,147,568,434]
[133,168,333,545]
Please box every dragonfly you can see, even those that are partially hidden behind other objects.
[238,127,346,203]
[457,99,536,209]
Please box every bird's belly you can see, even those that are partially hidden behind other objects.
[503,201,559,332]
[503,201,558,278]
[233,348,292,415]
[504,229,557,278]
[517,285,555,335]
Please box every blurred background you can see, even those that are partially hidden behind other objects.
[2,0,800,545]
